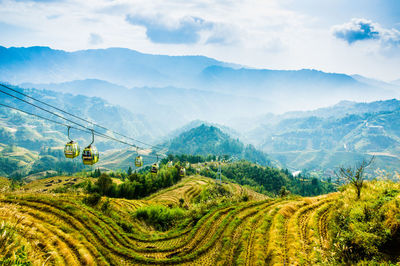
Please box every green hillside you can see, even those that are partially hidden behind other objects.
[166,124,270,165]
[248,100,400,174]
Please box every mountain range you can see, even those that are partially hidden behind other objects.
[2,46,400,127]
[244,99,400,174]
[1,45,400,177]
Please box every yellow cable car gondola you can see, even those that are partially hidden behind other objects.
[135,148,143,167]
[64,126,80,159]
[135,156,143,167]
[168,161,173,168]
[151,155,159,174]
[151,163,159,174]
[82,130,99,165]
[180,167,186,177]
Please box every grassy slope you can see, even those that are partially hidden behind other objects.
[0,177,10,191]
[0,176,398,265]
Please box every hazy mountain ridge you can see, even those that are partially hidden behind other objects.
[2,45,399,117]
[245,99,400,172]
[20,79,273,131]
[0,46,234,87]
[162,119,241,142]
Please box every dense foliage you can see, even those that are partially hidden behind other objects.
[330,181,400,264]
[85,164,184,199]
[198,161,336,197]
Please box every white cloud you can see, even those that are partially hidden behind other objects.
[0,0,399,80]
[332,18,400,47]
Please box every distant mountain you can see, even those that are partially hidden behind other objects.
[21,79,273,131]
[166,124,270,165]
[0,46,235,87]
[163,120,241,141]
[271,98,400,121]
[392,79,400,86]
[198,66,398,110]
[351,74,400,91]
[2,46,399,116]
[246,99,400,172]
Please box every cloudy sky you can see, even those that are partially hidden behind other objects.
[0,0,399,81]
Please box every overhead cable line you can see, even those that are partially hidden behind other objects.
[0,83,167,151]
[0,101,165,159]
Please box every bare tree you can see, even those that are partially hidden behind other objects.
[336,156,375,199]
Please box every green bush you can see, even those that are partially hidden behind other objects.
[83,193,101,206]
[330,182,400,263]
[193,184,232,204]
[134,205,185,231]
[101,198,111,213]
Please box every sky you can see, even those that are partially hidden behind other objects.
[0,0,400,81]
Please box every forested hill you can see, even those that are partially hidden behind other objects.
[166,124,270,165]
[246,100,400,173]
[0,84,158,148]
[0,84,157,178]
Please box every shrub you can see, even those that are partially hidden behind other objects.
[134,205,185,231]
[83,193,101,206]
[193,183,232,204]
[101,198,111,213]
[330,181,400,263]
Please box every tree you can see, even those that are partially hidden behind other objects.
[127,166,133,176]
[179,198,184,207]
[336,156,374,199]
[96,174,113,195]
[279,186,290,197]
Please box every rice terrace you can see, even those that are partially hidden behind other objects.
[1,165,399,265]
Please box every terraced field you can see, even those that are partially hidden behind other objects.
[0,175,344,265]
[145,175,267,206]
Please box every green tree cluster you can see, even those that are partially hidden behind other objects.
[85,164,183,199]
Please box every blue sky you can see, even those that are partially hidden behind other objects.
[0,0,399,81]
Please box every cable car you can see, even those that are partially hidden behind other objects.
[64,126,80,159]
[65,141,80,158]
[180,167,186,177]
[82,130,99,165]
[135,156,143,167]
[185,162,190,169]
[168,161,173,168]
[82,146,99,165]
[151,163,159,174]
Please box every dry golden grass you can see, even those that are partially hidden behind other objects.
[5,176,396,265]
